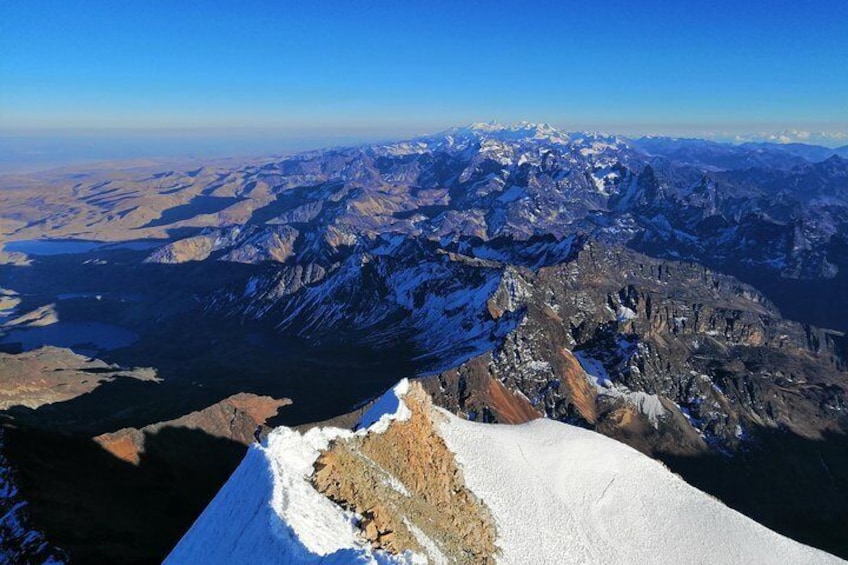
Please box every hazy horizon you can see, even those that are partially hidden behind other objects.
[2,121,847,175]
[3,0,846,172]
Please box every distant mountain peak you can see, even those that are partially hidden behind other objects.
[447,121,572,144]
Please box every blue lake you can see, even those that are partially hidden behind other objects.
[3,239,164,256]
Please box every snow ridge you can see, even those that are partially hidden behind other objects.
[169,380,843,564]
[165,380,421,565]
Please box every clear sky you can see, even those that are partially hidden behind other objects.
[1,0,847,143]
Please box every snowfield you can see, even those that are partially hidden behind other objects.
[166,381,844,564]
[438,414,841,565]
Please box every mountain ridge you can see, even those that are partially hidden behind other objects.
[167,380,844,564]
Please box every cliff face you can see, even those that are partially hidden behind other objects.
[425,242,847,456]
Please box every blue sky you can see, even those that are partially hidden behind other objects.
[1,0,846,142]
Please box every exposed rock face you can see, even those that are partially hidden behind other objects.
[146,233,218,263]
[422,353,543,425]
[144,227,245,264]
[95,393,290,465]
[425,241,847,456]
[312,383,498,563]
[220,225,299,264]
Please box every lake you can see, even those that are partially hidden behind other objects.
[2,239,165,256]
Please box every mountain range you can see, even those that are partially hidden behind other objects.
[1,122,847,563]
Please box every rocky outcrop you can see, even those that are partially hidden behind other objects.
[143,229,241,264]
[312,383,498,563]
[422,353,542,425]
[425,241,847,457]
[95,393,290,465]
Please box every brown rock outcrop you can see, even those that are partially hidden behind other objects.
[312,382,498,563]
[557,348,598,424]
[422,355,543,425]
[95,393,290,465]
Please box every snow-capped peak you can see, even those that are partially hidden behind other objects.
[446,121,572,145]
[569,131,630,155]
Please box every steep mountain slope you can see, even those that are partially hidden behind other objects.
[427,241,846,443]
[167,381,842,564]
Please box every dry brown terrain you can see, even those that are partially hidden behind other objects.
[0,347,158,410]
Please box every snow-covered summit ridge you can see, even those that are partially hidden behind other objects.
[357,378,412,432]
[376,121,630,159]
[437,412,843,565]
[167,380,843,564]
[450,121,629,151]
[165,380,419,565]
[374,121,633,166]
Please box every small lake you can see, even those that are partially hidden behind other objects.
[0,321,139,354]
[2,239,165,256]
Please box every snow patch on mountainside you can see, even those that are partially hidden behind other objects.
[575,352,668,426]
